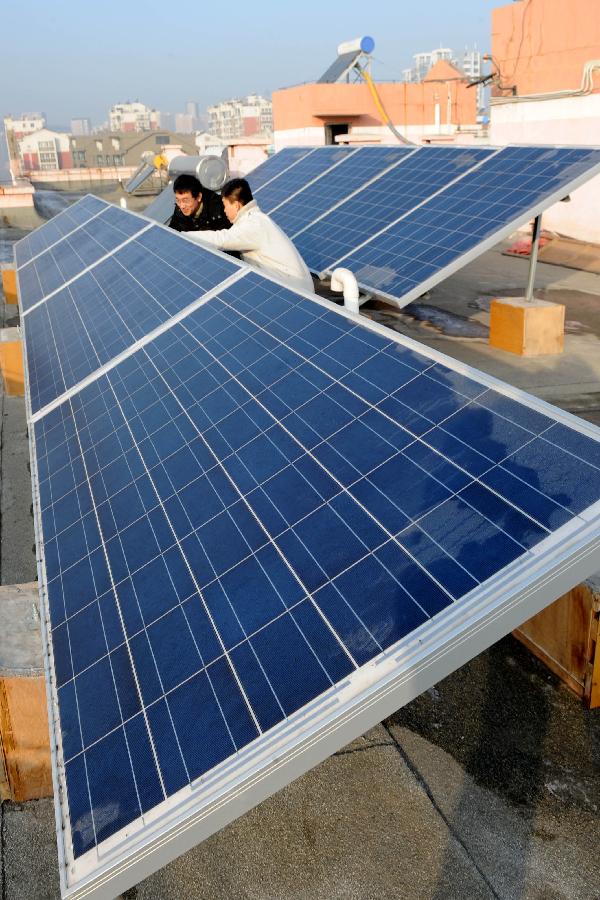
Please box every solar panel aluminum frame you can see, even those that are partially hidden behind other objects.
[22,265,600,898]
[318,144,600,308]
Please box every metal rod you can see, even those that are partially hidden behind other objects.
[525,214,542,303]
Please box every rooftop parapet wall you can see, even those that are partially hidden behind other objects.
[272,81,477,132]
[492,0,600,97]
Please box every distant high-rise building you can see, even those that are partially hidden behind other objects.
[156,111,176,131]
[461,46,484,111]
[109,101,159,133]
[175,113,196,134]
[71,117,91,136]
[185,101,199,119]
[415,48,456,81]
[207,94,272,141]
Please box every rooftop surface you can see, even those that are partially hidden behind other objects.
[1,238,599,899]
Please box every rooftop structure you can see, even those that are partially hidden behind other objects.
[272,61,478,149]
[489,0,600,243]
[69,131,197,169]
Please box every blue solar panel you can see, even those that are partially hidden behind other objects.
[246,147,314,193]
[254,146,358,213]
[270,146,412,236]
[337,146,600,303]
[15,196,108,267]
[31,268,600,874]
[293,146,495,274]
[18,205,149,313]
[18,152,600,896]
[23,224,241,414]
[318,50,361,84]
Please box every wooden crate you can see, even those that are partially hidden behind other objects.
[513,576,600,708]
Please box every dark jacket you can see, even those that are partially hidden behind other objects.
[168,189,231,232]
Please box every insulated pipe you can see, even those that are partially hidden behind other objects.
[331,268,360,314]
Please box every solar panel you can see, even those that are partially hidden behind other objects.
[293,146,496,275]
[14,195,109,268]
[334,145,600,306]
[142,181,176,224]
[23,225,242,415]
[317,50,361,84]
[17,204,150,313]
[246,147,314,193]
[270,146,413,236]
[253,146,358,213]
[18,191,600,897]
[125,162,156,193]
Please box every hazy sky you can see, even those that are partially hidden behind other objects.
[3,0,501,126]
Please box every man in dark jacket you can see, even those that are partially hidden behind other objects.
[168,173,231,233]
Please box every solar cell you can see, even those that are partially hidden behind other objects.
[336,145,600,305]
[270,146,413,236]
[253,146,358,213]
[246,147,314,193]
[293,146,495,274]
[26,264,600,898]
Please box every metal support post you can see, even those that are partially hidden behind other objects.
[525,215,542,303]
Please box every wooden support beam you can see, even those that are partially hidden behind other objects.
[514,576,600,708]
[1,265,18,306]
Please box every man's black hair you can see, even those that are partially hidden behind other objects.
[173,173,202,197]
[221,178,253,206]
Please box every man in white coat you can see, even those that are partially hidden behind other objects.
[186,178,314,294]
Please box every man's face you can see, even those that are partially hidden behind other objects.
[175,190,201,216]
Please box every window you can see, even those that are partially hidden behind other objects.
[95,140,102,152]
[73,150,86,165]
[111,137,121,151]
[38,140,55,150]
[96,154,104,165]
[112,154,124,166]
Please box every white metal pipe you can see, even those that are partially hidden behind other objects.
[331,267,360,314]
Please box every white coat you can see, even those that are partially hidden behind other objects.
[187,200,314,294]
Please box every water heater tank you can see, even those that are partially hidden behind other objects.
[167,155,229,191]
[337,36,375,56]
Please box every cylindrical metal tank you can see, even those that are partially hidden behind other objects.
[167,155,229,191]
[337,36,374,56]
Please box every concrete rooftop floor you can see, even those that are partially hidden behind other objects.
[1,241,599,900]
